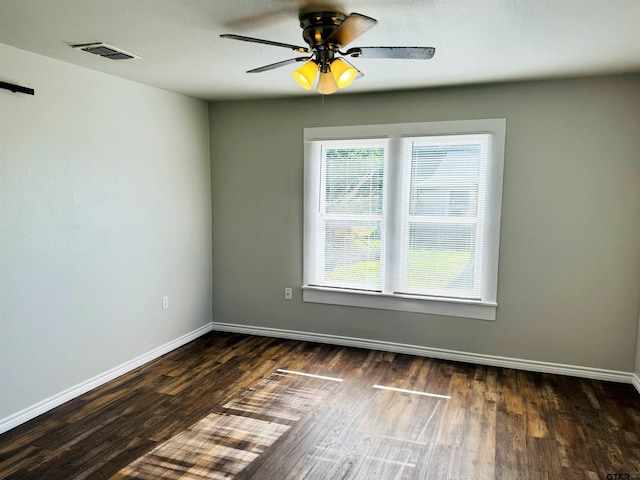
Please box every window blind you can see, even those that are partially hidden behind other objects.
[398,134,489,299]
[309,138,387,291]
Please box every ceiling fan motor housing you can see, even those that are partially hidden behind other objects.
[299,11,345,48]
[299,11,345,68]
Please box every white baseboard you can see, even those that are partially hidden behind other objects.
[211,322,637,386]
[3,321,635,435]
[0,323,213,435]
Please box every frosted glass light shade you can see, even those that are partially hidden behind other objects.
[331,58,357,88]
[292,61,318,90]
[317,70,338,94]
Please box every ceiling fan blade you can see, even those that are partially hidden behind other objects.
[223,7,294,30]
[247,57,312,73]
[220,34,310,53]
[325,13,377,48]
[345,46,435,59]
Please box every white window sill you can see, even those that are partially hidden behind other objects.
[301,286,497,321]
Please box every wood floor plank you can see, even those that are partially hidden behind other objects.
[0,331,639,480]
[495,410,527,480]
[526,436,564,480]
[458,367,497,480]
[522,372,551,440]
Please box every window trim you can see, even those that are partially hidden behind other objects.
[303,119,506,321]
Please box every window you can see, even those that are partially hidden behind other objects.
[303,119,506,320]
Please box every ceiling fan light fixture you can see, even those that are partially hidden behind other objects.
[221,10,435,96]
[292,60,318,90]
[317,69,338,95]
[330,58,357,88]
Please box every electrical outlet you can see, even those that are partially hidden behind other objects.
[162,296,169,309]
[284,288,292,300]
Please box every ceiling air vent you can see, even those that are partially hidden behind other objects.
[71,43,141,60]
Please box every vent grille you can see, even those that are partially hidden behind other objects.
[71,43,141,60]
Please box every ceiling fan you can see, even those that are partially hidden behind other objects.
[220,8,435,95]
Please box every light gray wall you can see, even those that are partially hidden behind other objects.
[0,44,212,420]
[636,313,640,377]
[210,74,640,372]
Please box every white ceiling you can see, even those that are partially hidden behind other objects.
[1,0,640,100]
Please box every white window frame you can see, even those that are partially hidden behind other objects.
[302,119,506,321]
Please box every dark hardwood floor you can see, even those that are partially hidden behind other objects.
[1,332,639,479]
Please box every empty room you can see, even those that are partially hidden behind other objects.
[1,1,639,478]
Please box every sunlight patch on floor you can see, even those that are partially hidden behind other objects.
[372,384,451,399]
[113,369,339,480]
[276,368,344,382]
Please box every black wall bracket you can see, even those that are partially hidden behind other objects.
[0,81,35,95]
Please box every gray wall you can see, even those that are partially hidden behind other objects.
[0,44,212,420]
[637,313,640,377]
[210,74,640,372]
